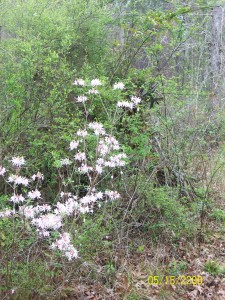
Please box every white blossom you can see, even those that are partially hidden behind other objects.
[97,141,110,156]
[117,101,134,109]
[88,89,99,94]
[0,166,6,176]
[91,79,102,87]
[73,79,85,86]
[69,140,79,151]
[31,172,44,181]
[60,158,72,166]
[79,206,90,214]
[51,232,78,260]
[105,190,120,200]
[77,95,87,103]
[10,194,25,203]
[76,129,88,137]
[95,165,103,174]
[0,208,15,218]
[113,82,125,90]
[104,136,120,150]
[11,156,25,167]
[28,189,41,200]
[131,96,141,105]
[78,164,93,173]
[96,158,105,166]
[32,213,62,230]
[19,205,36,219]
[8,175,29,186]
[54,198,78,216]
[74,152,86,161]
[88,122,105,135]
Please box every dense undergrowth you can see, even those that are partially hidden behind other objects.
[0,0,225,299]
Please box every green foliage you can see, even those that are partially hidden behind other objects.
[74,208,115,260]
[210,209,225,222]
[133,181,197,239]
[167,260,188,276]
[0,0,225,297]
[204,260,225,276]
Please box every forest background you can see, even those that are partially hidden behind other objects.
[0,0,225,299]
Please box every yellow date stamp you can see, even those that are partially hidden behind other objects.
[148,275,203,285]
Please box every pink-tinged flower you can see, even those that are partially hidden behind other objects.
[77,95,87,103]
[78,164,93,173]
[105,153,127,167]
[65,246,79,260]
[35,204,51,212]
[117,101,134,109]
[69,140,79,150]
[8,175,29,186]
[28,189,41,200]
[55,198,78,216]
[10,194,25,203]
[31,172,44,181]
[41,230,50,237]
[113,82,125,90]
[8,175,17,183]
[76,129,88,137]
[60,192,73,198]
[104,136,120,150]
[60,158,72,166]
[96,158,105,165]
[97,141,110,156]
[88,122,105,135]
[91,79,102,87]
[105,190,120,200]
[0,208,15,218]
[74,152,86,161]
[88,89,99,94]
[95,191,103,199]
[80,194,97,205]
[73,79,85,86]
[0,166,6,176]
[104,161,116,167]
[11,156,25,167]
[51,232,79,260]
[19,205,36,218]
[95,165,103,174]
[79,206,90,214]
[16,176,29,186]
[32,213,62,230]
[131,96,141,105]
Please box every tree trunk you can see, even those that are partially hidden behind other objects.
[211,6,223,108]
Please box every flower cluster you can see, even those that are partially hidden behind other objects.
[19,204,51,219]
[10,194,25,203]
[11,156,25,167]
[91,79,102,87]
[113,82,125,90]
[73,79,85,86]
[0,166,6,176]
[31,172,44,181]
[77,95,87,103]
[0,122,126,260]
[88,122,105,135]
[51,232,78,260]
[8,175,29,186]
[117,96,141,110]
[0,208,15,218]
[0,76,133,261]
[28,189,41,200]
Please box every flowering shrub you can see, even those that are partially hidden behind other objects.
[0,78,141,260]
